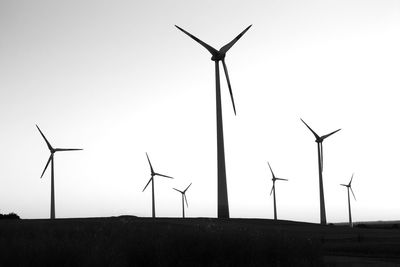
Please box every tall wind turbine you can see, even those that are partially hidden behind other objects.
[341,173,356,227]
[301,119,341,225]
[173,183,192,218]
[175,24,252,218]
[36,125,82,219]
[267,162,288,220]
[142,153,173,218]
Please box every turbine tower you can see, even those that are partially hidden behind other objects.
[173,183,192,218]
[36,125,82,219]
[301,119,341,225]
[340,173,356,227]
[267,162,288,220]
[175,25,252,218]
[142,153,173,218]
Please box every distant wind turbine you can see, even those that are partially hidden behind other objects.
[142,153,173,218]
[173,183,192,218]
[341,173,356,227]
[36,125,83,219]
[267,162,288,220]
[175,24,252,218]
[301,119,341,225]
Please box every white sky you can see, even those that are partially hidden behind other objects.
[0,0,399,223]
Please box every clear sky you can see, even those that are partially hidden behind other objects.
[1,0,399,223]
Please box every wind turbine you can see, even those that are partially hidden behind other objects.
[142,153,173,218]
[341,173,356,227]
[175,24,252,218]
[301,119,341,225]
[173,183,192,218]
[36,125,82,219]
[267,162,288,220]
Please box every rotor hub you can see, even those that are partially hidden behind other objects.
[211,53,225,61]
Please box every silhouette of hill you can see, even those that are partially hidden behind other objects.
[334,220,400,230]
[1,217,399,266]
[0,212,20,219]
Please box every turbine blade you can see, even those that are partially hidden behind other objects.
[270,184,274,196]
[300,119,320,140]
[175,25,218,55]
[184,194,188,207]
[219,25,252,54]
[222,59,236,115]
[155,173,173,179]
[275,178,288,181]
[54,148,83,152]
[173,188,183,193]
[267,162,275,178]
[142,177,153,192]
[321,128,341,140]
[340,184,347,187]
[350,187,356,201]
[40,154,53,178]
[184,182,192,193]
[349,173,354,186]
[146,153,154,174]
[36,125,53,151]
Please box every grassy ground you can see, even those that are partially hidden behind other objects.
[0,217,399,266]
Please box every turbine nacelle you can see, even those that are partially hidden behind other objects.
[211,53,226,61]
[315,138,323,143]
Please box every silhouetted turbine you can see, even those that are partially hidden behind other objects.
[341,173,356,227]
[267,162,288,220]
[142,153,173,218]
[301,119,341,225]
[36,125,82,219]
[176,24,252,218]
[173,183,192,218]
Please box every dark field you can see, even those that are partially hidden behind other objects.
[1,217,400,266]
